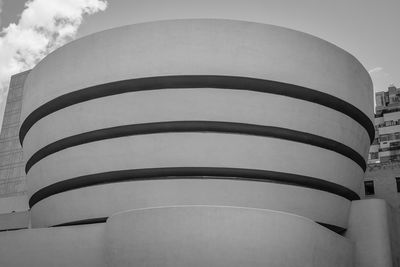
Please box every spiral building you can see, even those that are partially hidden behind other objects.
[0,19,396,267]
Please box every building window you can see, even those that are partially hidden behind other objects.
[380,135,389,142]
[396,178,400,193]
[364,181,375,195]
[370,152,379,160]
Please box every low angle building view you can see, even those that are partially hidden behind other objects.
[0,1,399,267]
[363,86,400,221]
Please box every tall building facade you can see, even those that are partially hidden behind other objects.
[0,71,29,214]
[364,86,400,211]
[0,19,397,267]
[368,85,400,164]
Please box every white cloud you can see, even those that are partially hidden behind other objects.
[0,0,107,125]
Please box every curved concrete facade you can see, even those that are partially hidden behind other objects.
[23,90,370,164]
[30,180,350,228]
[106,206,354,267]
[20,19,373,121]
[0,206,355,267]
[20,19,373,232]
[0,224,105,267]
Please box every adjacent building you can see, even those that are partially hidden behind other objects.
[0,71,30,231]
[0,19,397,267]
[368,85,400,164]
[0,71,29,205]
[364,86,400,211]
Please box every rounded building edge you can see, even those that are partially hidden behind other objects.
[20,19,374,140]
[18,19,374,236]
[105,205,354,267]
[0,205,355,267]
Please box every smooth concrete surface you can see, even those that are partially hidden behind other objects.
[0,194,28,213]
[0,211,29,230]
[23,89,370,160]
[346,199,394,267]
[13,20,380,266]
[387,204,400,266]
[0,206,356,267]
[20,19,374,235]
[105,206,354,267]
[28,133,363,195]
[27,131,362,227]
[21,19,373,122]
[0,223,106,267]
[30,179,350,228]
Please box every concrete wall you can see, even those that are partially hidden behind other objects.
[30,179,349,228]
[0,211,29,231]
[0,224,106,267]
[20,19,373,230]
[21,19,373,120]
[28,133,363,194]
[346,199,394,267]
[1,202,398,267]
[0,194,28,213]
[0,206,356,267]
[24,89,369,165]
[0,19,384,267]
[106,206,354,267]
[387,204,400,267]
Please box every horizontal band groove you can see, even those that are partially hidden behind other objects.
[25,121,366,173]
[317,222,346,234]
[29,167,360,208]
[52,217,107,227]
[19,75,374,144]
[51,216,345,234]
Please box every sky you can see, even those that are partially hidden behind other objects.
[0,0,399,117]
[79,0,400,93]
[0,0,107,124]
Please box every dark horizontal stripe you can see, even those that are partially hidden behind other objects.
[25,121,366,174]
[317,222,346,234]
[19,75,375,145]
[29,167,360,208]
[51,216,345,234]
[52,217,107,227]
[0,227,28,232]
